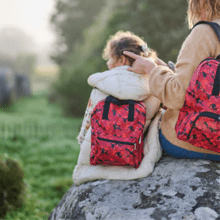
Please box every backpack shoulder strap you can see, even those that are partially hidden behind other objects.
[192,21,220,42]
[193,21,220,95]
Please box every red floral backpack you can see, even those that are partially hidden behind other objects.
[90,95,146,168]
[175,21,220,152]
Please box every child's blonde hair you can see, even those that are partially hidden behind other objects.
[187,0,220,28]
[103,31,157,66]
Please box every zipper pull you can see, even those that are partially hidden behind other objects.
[134,143,136,150]
[139,136,142,144]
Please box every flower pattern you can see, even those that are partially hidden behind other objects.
[77,98,92,146]
[175,58,220,152]
[90,97,146,168]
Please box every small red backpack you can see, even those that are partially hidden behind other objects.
[175,21,220,152]
[90,95,146,168]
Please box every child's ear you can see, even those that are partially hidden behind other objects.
[120,55,129,65]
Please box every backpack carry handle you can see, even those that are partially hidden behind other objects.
[102,96,135,121]
[193,21,220,96]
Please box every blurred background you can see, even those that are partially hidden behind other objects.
[0,0,190,117]
[0,0,190,219]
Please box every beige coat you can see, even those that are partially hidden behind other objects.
[73,65,162,185]
[149,19,220,155]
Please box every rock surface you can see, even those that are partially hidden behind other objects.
[49,156,220,220]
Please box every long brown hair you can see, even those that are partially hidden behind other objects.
[188,0,220,28]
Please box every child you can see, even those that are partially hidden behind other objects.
[73,31,163,185]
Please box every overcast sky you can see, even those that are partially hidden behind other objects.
[0,0,56,65]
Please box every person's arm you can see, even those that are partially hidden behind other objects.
[148,24,217,110]
[157,58,175,71]
[124,24,217,110]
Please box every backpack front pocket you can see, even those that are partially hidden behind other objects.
[90,136,143,168]
[186,112,220,151]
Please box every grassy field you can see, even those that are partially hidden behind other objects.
[0,88,82,219]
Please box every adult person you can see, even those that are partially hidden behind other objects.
[124,0,220,160]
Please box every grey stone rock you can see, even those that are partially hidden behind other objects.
[49,156,220,220]
[194,207,218,220]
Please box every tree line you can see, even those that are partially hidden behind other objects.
[50,0,190,117]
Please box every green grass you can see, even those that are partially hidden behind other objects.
[0,90,61,117]
[0,91,82,219]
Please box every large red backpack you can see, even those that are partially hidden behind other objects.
[90,95,146,168]
[175,21,220,152]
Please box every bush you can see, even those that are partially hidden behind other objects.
[52,1,115,117]
[0,155,25,219]
[53,69,92,117]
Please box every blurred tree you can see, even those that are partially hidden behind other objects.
[106,0,190,62]
[0,27,37,72]
[0,53,15,70]
[50,0,106,66]
[14,54,37,76]
[53,0,116,116]
[14,53,36,97]
[0,27,36,104]
[0,27,36,59]
[52,0,190,117]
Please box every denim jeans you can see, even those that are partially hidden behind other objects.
[159,130,220,161]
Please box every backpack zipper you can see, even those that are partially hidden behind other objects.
[187,112,220,140]
[97,137,137,149]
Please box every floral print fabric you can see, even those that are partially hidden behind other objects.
[175,58,220,152]
[77,98,92,146]
[90,96,146,168]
